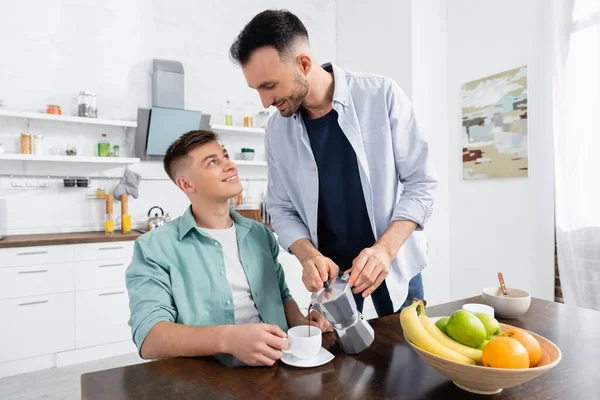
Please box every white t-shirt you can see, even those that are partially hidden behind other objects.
[199,224,262,325]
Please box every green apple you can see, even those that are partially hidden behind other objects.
[478,339,490,350]
[445,310,487,348]
[475,313,500,340]
[435,317,450,334]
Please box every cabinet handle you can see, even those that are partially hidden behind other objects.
[98,246,124,251]
[18,269,48,274]
[19,300,49,306]
[99,291,125,297]
[17,251,48,256]
[98,263,124,268]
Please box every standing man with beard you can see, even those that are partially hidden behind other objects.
[229,10,437,317]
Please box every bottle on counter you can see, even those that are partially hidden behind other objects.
[121,194,131,233]
[98,133,110,157]
[224,101,233,126]
[105,194,114,235]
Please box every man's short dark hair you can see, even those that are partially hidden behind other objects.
[163,130,218,182]
[230,9,309,66]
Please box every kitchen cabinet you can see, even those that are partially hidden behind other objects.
[75,288,131,348]
[0,293,75,363]
[0,262,74,300]
[0,240,137,378]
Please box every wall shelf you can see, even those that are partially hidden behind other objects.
[0,154,140,164]
[0,109,137,128]
[232,160,267,166]
[210,124,265,136]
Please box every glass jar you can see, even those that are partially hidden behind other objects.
[46,105,62,115]
[113,145,120,157]
[66,144,77,156]
[243,102,253,128]
[20,133,32,154]
[78,91,97,118]
[33,135,43,155]
[255,111,269,129]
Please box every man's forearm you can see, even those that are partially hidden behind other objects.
[374,220,418,259]
[289,238,320,263]
[283,299,308,327]
[140,321,233,360]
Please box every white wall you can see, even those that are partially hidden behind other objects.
[411,0,450,306]
[336,0,412,98]
[0,0,336,235]
[447,0,555,301]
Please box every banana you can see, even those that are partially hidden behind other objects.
[418,307,483,363]
[400,300,476,365]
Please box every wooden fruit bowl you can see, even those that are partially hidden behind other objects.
[404,318,562,395]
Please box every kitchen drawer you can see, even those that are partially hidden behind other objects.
[73,241,134,262]
[0,293,75,363]
[75,287,131,348]
[0,263,74,300]
[0,245,74,268]
[74,258,129,291]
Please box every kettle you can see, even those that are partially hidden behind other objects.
[311,274,375,354]
[145,206,170,231]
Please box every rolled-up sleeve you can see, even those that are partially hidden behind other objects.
[387,80,438,230]
[125,238,177,356]
[265,131,311,251]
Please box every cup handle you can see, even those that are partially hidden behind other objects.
[282,337,291,354]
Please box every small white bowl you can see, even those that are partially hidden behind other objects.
[462,303,495,317]
[481,287,531,319]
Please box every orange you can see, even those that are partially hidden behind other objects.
[501,328,543,367]
[481,337,530,369]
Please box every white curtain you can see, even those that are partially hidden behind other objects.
[552,0,600,311]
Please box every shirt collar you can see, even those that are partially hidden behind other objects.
[178,205,252,241]
[293,62,349,121]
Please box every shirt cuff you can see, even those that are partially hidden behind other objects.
[391,198,433,231]
[133,314,174,358]
[274,220,312,253]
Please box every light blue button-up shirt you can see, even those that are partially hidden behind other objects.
[265,63,437,311]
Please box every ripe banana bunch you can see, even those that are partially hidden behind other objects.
[400,300,480,365]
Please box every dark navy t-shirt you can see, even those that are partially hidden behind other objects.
[302,108,376,271]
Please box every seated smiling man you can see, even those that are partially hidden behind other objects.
[126,130,331,366]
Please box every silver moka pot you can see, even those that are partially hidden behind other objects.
[311,274,375,354]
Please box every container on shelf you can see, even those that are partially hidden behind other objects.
[20,133,32,154]
[224,100,233,126]
[78,91,97,118]
[46,105,62,115]
[33,135,43,155]
[98,133,110,157]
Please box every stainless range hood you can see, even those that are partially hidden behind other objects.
[134,59,210,160]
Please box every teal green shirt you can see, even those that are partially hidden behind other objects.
[125,206,293,358]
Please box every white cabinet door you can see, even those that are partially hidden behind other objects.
[0,245,73,268]
[0,263,74,300]
[75,287,131,348]
[277,248,312,309]
[73,241,134,262]
[0,293,75,363]
[74,258,129,291]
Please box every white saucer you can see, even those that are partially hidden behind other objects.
[280,347,334,368]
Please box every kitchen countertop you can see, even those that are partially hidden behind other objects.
[0,230,142,249]
[81,296,599,399]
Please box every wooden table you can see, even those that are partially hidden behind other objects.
[81,296,600,399]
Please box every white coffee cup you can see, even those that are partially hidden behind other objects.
[283,325,322,360]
